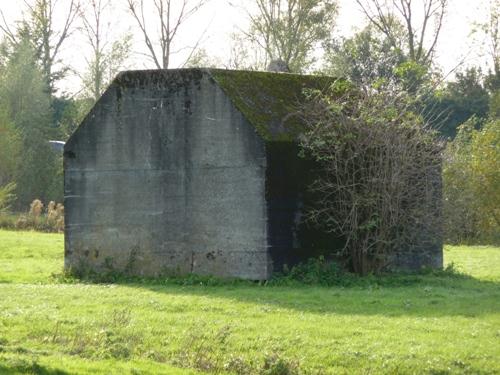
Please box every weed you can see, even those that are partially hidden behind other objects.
[224,355,252,374]
[261,353,300,375]
[54,254,476,291]
[272,256,342,286]
[66,309,141,360]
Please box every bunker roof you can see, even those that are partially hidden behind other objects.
[69,68,341,148]
[114,68,339,142]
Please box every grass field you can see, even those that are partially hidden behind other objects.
[0,230,499,374]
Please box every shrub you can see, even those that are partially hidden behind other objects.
[299,85,442,275]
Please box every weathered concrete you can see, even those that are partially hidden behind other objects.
[64,68,443,279]
[65,70,270,279]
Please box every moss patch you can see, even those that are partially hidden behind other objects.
[209,69,337,141]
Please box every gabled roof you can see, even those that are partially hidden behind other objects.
[68,68,340,148]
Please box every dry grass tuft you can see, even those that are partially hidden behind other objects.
[14,199,64,233]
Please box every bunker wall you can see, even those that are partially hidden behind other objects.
[64,72,270,279]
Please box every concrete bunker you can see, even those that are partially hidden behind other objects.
[64,69,442,279]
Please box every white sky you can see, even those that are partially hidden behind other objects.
[0,0,493,94]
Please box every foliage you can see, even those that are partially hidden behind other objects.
[273,256,342,286]
[443,118,500,244]
[0,1,89,210]
[437,67,490,138]
[0,111,21,187]
[0,213,17,230]
[322,23,455,142]
[0,182,16,213]
[0,0,80,91]
[243,0,338,72]
[324,25,406,90]
[53,96,94,140]
[299,87,442,275]
[0,230,499,373]
[0,36,62,208]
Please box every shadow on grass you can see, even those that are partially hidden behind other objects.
[0,362,69,375]
[58,267,500,318]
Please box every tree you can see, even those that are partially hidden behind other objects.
[355,0,447,66]
[438,67,490,138]
[323,22,448,137]
[53,97,94,140]
[241,0,338,72]
[0,37,61,207]
[80,0,132,101]
[443,117,500,244]
[225,32,268,70]
[480,1,500,116]
[324,25,406,90]
[489,89,500,118]
[469,119,500,239]
[299,85,442,274]
[482,0,499,78]
[0,114,21,187]
[0,0,81,91]
[127,0,210,69]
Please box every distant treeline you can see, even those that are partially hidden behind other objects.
[0,0,498,244]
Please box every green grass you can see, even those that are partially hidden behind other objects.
[0,230,63,283]
[0,230,499,374]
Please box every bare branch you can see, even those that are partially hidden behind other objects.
[15,0,83,90]
[299,86,442,274]
[0,10,18,44]
[127,0,210,69]
[356,0,448,65]
[240,0,337,72]
[81,0,131,100]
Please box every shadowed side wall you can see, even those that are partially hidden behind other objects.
[265,143,345,272]
[264,143,442,273]
[64,70,270,279]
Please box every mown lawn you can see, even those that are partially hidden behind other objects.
[0,230,499,374]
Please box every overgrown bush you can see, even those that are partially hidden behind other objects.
[299,85,442,275]
[14,199,64,232]
[443,118,500,244]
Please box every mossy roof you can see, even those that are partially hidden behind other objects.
[208,69,336,142]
